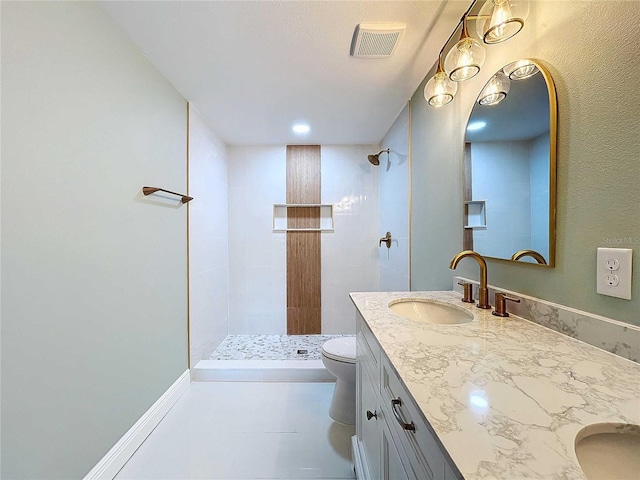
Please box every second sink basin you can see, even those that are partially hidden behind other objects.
[575,423,640,480]
[388,299,473,325]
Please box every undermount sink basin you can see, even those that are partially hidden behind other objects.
[388,299,473,325]
[575,423,640,480]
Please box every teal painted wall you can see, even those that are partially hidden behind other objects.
[411,1,639,325]
[2,3,188,477]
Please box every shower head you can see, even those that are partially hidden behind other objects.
[368,149,390,166]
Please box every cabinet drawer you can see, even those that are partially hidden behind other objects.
[357,333,378,386]
[357,314,381,383]
[380,357,449,480]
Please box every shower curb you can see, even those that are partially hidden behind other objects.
[193,359,336,382]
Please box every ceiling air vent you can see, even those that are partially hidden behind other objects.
[350,23,406,58]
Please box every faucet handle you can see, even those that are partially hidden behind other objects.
[457,281,475,303]
[492,292,521,317]
[379,231,392,248]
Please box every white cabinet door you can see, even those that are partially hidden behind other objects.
[358,361,381,479]
[381,418,410,480]
[356,314,458,480]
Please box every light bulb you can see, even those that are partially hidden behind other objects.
[424,71,457,107]
[444,18,486,83]
[444,37,486,82]
[476,0,529,44]
[503,59,538,80]
[487,0,512,41]
[478,71,510,106]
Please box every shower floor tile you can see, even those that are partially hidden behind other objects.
[211,334,349,361]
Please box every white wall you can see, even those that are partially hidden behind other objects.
[227,145,378,335]
[530,133,550,258]
[471,141,531,259]
[321,145,380,333]
[227,146,287,334]
[379,104,410,291]
[188,105,229,366]
[1,3,188,478]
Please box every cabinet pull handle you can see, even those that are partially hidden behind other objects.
[366,410,377,420]
[391,398,415,431]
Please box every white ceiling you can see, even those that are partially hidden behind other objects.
[99,1,470,146]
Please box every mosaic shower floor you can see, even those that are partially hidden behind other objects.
[210,334,349,361]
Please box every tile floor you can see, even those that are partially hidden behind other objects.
[211,335,348,361]
[115,381,356,479]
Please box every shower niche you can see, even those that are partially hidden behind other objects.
[272,203,335,232]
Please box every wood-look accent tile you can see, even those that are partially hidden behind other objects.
[286,306,321,336]
[463,142,473,251]
[287,207,320,230]
[287,233,321,295]
[286,145,321,335]
[286,145,321,205]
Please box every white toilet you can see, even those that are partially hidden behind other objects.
[321,336,357,426]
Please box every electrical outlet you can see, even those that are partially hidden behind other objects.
[605,258,620,271]
[604,274,619,287]
[597,247,632,299]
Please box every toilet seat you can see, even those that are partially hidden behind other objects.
[322,337,356,363]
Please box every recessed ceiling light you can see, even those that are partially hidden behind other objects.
[467,121,487,131]
[292,123,310,134]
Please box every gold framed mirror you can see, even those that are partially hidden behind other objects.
[463,59,557,266]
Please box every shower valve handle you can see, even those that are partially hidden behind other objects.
[379,232,392,248]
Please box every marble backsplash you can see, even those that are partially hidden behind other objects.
[453,276,640,363]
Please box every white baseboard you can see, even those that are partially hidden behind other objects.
[352,434,368,480]
[84,369,190,480]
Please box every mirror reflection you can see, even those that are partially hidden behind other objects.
[463,59,556,266]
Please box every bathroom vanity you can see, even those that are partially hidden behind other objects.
[350,291,640,479]
[354,310,461,479]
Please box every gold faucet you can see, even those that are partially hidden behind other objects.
[511,249,547,265]
[450,250,491,309]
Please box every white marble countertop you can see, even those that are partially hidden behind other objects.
[350,291,640,479]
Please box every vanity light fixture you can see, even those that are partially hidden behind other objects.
[424,54,457,107]
[478,70,510,105]
[503,59,538,80]
[444,16,486,82]
[425,0,531,108]
[475,0,530,44]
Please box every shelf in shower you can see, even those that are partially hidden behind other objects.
[272,204,334,232]
[464,200,487,229]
